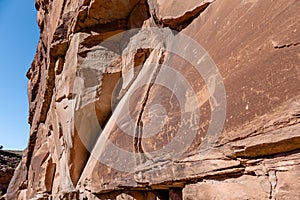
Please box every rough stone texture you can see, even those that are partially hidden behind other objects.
[183,175,270,200]
[7,0,300,199]
[0,150,22,198]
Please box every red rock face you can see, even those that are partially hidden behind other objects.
[7,0,300,199]
[0,150,22,198]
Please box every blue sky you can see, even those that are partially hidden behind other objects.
[0,1,39,150]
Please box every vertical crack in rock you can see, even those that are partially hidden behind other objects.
[40,60,55,123]
[134,50,166,166]
[25,129,38,174]
[151,9,164,28]
[27,41,45,125]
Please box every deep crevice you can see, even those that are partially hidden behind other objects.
[134,50,166,166]
[25,129,38,175]
[40,60,56,123]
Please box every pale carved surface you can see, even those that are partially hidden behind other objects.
[5,0,300,199]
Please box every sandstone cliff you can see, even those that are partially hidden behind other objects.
[0,150,22,198]
[7,0,300,199]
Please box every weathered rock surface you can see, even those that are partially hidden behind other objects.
[7,0,300,199]
[0,150,22,198]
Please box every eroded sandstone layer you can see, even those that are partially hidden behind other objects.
[7,0,300,199]
[0,150,22,198]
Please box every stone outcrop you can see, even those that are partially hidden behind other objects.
[0,150,22,198]
[7,0,300,199]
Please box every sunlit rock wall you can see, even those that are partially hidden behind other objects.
[7,0,300,199]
